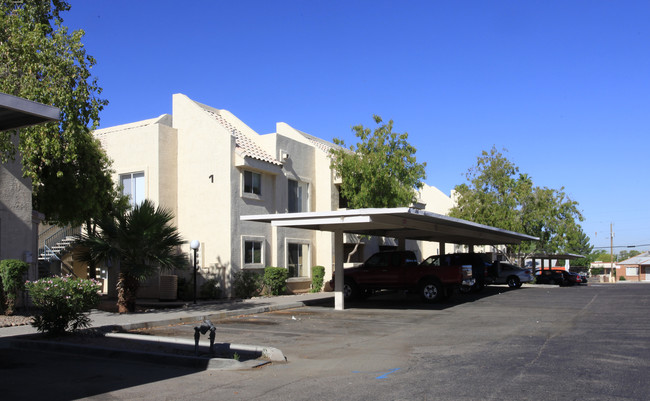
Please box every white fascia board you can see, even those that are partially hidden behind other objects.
[270,215,372,227]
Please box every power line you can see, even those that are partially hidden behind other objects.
[593,243,650,249]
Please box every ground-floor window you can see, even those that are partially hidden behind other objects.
[287,242,309,278]
[242,236,264,268]
[626,267,639,276]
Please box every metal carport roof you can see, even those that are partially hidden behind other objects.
[242,207,538,310]
[0,92,60,132]
[242,207,538,245]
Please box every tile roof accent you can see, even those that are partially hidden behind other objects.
[203,108,283,166]
[296,129,346,154]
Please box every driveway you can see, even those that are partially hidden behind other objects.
[2,283,649,400]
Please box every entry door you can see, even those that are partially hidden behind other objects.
[646,267,650,281]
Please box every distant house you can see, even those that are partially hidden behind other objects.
[93,93,454,298]
[0,93,59,281]
[616,252,650,282]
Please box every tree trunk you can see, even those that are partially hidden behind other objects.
[116,272,139,313]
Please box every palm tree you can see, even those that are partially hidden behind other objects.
[79,200,187,313]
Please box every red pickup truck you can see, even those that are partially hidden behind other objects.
[330,250,476,302]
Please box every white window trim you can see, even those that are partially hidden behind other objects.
[119,170,147,207]
[242,235,265,269]
[287,175,311,213]
[285,238,311,278]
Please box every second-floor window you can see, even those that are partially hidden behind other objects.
[243,171,261,195]
[288,179,308,213]
[120,172,145,207]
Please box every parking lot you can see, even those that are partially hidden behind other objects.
[2,283,650,400]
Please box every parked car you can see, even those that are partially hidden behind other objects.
[535,269,584,286]
[329,250,475,303]
[535,269,568,285]
[567,272,582,285]
[484,262,533,288]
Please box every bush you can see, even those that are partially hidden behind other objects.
[619,276,626,281]
[232,270,263,299]
[0,259,29,315]
[26,276,102,335]
[264,267,288,296]
[200,278,222,299]
[310,265,325,293]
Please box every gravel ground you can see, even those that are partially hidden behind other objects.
[0,313,33,327]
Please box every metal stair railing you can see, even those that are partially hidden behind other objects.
[38,226,82,262]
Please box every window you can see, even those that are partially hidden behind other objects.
[243,171,261,195]
[337,184,350,209]
[626,267,639,276]
[287,242,309,277]
[288,179,309,213]
[244,240,263,265]
[120,172,145,207]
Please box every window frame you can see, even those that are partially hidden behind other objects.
[243,170,262,198]
[242,236,265,269]
[288,178,309,213]
[119,171,145,207]
[285,239,311,278]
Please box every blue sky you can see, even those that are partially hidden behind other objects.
[63,0,649,253]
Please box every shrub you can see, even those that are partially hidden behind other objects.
[263,267,287,296]
[310,265,325,293]
[26,276,102,335]
[232,270,263,299]
[200,278,222,299]
[619,276,626,281]
[0,259,29,315]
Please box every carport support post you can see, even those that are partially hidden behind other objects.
[334,229,344,311]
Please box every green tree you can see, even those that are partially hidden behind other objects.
[450,147,587,264]
[0,1,113,227]
[329,115,427,261]
[78,200,187,313]
[618,250,641,261]
[330,115,426,209]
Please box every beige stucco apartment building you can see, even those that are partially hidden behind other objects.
[94,94,454,297]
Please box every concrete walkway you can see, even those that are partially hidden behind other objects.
[0,292,334,338]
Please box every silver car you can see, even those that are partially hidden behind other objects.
[488,262,534,288]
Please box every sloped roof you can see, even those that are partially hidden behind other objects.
[202,108,282,166]
[618,252,650,265]
[296,129,343,154]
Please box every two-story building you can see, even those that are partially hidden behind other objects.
[93,94,453,298]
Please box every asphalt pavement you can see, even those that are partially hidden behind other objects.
[1,283,649,401]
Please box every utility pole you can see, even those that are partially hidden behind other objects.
[610,223,614,282]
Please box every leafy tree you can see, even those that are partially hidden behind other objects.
[330,115,426,209]
[0,1,113,227]
[78,200,187,313]
[618,250,641,261]
[450,147,587,264]
[329,115,426,260]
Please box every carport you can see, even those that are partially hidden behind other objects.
[242,207,537,310]
[530,253,584,271]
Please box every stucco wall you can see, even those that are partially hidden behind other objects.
[0,144,34,276]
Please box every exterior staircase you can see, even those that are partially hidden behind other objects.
[38,226,81,278]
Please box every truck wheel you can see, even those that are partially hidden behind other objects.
[420,280,443,303]
[343,279,360,300]
[507,276,522,288]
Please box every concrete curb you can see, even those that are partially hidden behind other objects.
[2,294,331,370]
